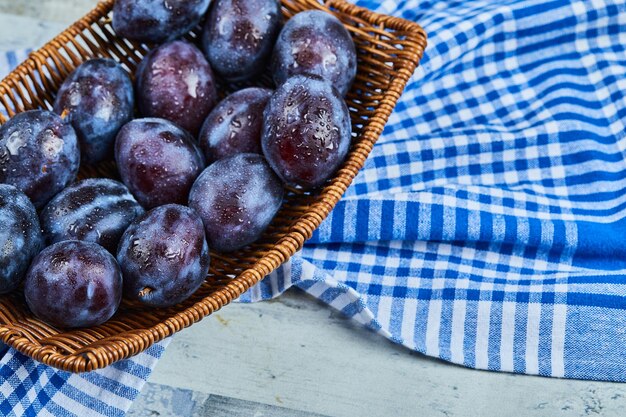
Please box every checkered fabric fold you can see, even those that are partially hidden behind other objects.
[242,0,626,382]
[2,0,626,415]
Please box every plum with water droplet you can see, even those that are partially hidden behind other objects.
[136,40,217,136]
[0,110,80,208]
[202,0,281,82]
[40,178,144,253]
[53,59,134,164]
[271,10,357,96]
[198,87,272,163]
[115,118,205,209]
[0,184,44,294]
[24,240,122,328]
[188,153,283,252]
[117,204,210,307]
[113,0,210,44]
[261,75,351,189]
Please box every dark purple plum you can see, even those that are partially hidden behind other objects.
[271,10,357,96]
[136,40,218,136]
[0,110,80,208]
[40,178,144,253]
[117,204,210,307]
[202,0,281,82]
[24,241,122,328]
[198,87,272,163]
[112,0,210,44]
[261,75,351,189]
[115,118,205,209]
[0,185,44,294]
[188,153,283,252]
[53,59,134,164]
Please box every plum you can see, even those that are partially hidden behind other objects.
[261,74,352,189]
[24,241,122,328]
[198,87,272,163]
[112,0,210,44]
[0,184,44,294]
[202,0,281,82]
[136,40,217,136]
[40,178,144,253]
[188,153,283,252]
[0,110,80,208]
[115,118,205,209]
[117,204,210,307]
[53,59,134,164]
[271,10,357,96]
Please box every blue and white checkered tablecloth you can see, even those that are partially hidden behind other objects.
[2,0,626,415]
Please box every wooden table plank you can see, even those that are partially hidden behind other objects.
[204,395,330,417]
[141,289,626,417]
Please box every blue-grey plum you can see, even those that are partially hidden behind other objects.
[188,153,283,252]
[40,178,144,253]
[24,241,122,328]
[261,75,351,189]
[202,0,281,82]
[0,110,80,208]
[271,10,357,96]
[0,184,44,294]
[117,204,210,307]
[198,87,272,163]
[115,118,205,209]
[53,59,134,164]
[112,0,210,44]
[136,40,217,136]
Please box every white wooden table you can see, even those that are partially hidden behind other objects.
[0,1,625,415]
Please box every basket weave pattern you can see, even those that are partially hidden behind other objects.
[0,0,426,372]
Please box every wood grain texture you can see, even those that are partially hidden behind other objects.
[0,0,98,23]
[135,290,626,417]
[0,14,65,51]
[127,383,210,417]
[203,395,330,417]
[128,382,331,417]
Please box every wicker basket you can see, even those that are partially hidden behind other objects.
[0,0,426,372]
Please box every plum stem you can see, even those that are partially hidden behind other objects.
[138,287,153,298]
[60,108,71,120]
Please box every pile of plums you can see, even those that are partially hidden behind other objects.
[0,0,356,328]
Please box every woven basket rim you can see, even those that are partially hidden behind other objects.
[0,0,427,372]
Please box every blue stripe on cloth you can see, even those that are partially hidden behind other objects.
[0,342,169,417]
[564,305,626,381]
[573,219,626,269]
